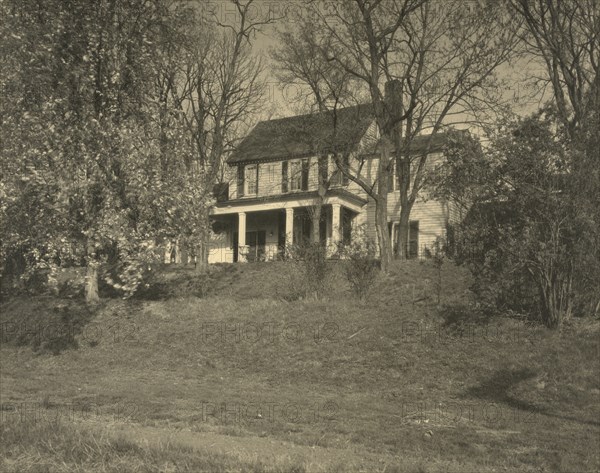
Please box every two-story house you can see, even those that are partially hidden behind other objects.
[208,104,461,263]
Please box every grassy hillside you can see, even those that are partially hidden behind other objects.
[1,260,599,472]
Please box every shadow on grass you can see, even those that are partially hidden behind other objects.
[0,297,99,355]
[466,367,600,427]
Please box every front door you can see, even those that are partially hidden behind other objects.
[246,230,266,262]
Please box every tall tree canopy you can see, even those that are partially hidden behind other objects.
[272,0,520,270]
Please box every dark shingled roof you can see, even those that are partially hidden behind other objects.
[228,104,375,164]
[229,103,466,165]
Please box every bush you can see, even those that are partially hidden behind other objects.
[340,226,379,300]
[284,242,330,300]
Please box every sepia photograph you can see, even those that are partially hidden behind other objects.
[1,0,599,471]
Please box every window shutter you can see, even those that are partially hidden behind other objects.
[387,159,395,191]
[342,154,349,186]
[301,159,309,190]
[237,165,244,197]
[255,164,259,194]
[281,161,288,193]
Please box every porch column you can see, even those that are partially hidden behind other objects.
[164,242,172,264]
[174,240,182,264]
[238,212,247,262]
[285,207,294,249]
[332,203,342,247]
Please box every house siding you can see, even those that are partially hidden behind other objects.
[214,129,458,262]
[228,157,333,201]
[208,230,234,264]
[353,151,450,257]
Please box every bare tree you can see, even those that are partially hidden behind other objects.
[509,0,599,140]
[273,0,519,271]
[508,0,600,318]
[156,0,271,267]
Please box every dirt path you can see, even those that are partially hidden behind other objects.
[73,415,404,472]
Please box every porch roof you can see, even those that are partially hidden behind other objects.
[211,188,367,216]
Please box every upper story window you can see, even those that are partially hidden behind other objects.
[238,164,258,197]
[330,154,349,187]
[245,164,258,195]
[283,159,309,192]
[290,160,302,191]
[318,156,328,186]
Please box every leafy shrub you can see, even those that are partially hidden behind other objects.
[340,226,379,300]
[284,242,331,300]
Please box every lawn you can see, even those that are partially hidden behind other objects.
[1,260,599,472]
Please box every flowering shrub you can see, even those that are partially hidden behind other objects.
[340,225,379,300]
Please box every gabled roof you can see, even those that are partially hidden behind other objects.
[228,104,374,165]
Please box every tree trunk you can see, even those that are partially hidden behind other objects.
[397,206,411,259]
[311,205,322,244]
[375,199,392,273]
[197,210,210,270]
[84,240,99,304]
[85,261,99,304]
[196,240,209,270]
[396,149,414,259]
[538,269,573,328]
[376,139,393,272]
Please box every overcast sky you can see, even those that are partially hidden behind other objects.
[201,0,550,135]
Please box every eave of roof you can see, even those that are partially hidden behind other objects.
[214,188,368,208]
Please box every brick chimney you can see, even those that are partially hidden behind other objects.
[384,79,403,121]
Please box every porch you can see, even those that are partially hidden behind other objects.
[208,192,365,263]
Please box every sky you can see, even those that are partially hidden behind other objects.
[201,0,551,136]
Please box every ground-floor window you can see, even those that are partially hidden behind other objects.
[389,220,419,258]
[408,220,419,258]
[342,208,352,245]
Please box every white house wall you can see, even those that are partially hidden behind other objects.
[208,231,234,264]
[209,212,281,263]
[221,145,452,259]
[351,151,450,256]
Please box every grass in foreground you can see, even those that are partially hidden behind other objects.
[1,260,599,472]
